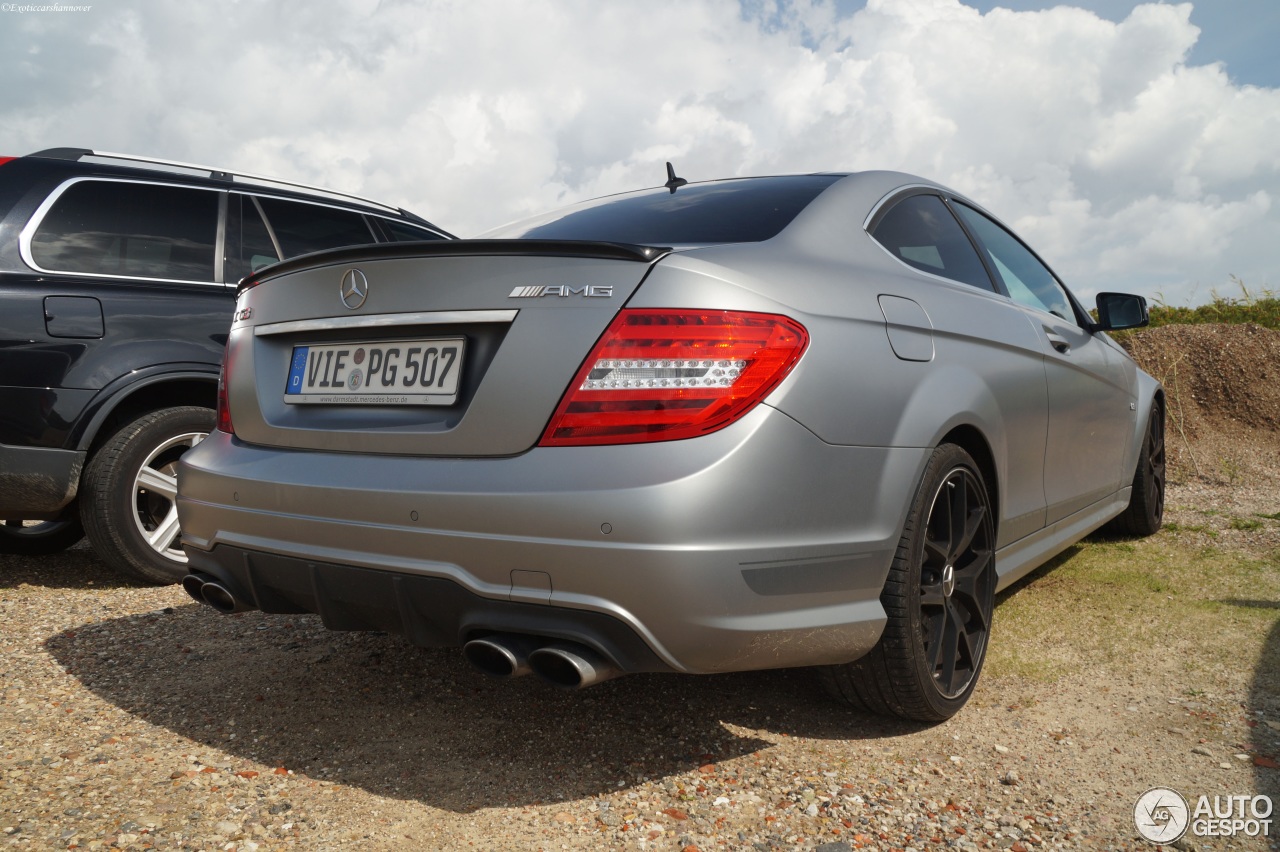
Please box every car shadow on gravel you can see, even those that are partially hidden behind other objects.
[43,603,929,813]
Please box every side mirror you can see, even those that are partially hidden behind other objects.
[1094,292,1149,331]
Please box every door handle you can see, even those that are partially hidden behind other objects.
[1044,331,1071,354]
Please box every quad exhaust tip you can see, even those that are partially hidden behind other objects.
[181,572,254,614]
[528,642,620,689]
[463,635,534,678]
[463,633,621,689]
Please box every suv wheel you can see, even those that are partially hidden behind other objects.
[0,508,85,556]
[80,406,215,584]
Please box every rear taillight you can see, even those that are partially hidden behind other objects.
[215,353,233,434]
[0,157,15,168]
[539,309,808,446]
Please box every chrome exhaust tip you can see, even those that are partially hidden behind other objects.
[463,634,534,678]
[200,581,248,613]
[528,642,620,689]
[181,573,209,605]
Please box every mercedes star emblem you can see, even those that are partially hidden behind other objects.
[340,268,369,310]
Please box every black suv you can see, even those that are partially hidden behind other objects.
[0,148,452,582]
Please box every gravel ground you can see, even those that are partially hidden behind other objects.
[3,323,1278,851]
[2,479,1278,852]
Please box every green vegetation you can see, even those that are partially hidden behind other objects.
[1105,278,1274,345]
[984,533,1280,684]
[1106,279,1279,343]
[1162,521,1217,536]
[1145,278,1279,330]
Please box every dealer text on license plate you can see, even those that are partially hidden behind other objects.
[285,337,464,405]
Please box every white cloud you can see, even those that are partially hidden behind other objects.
[1,0,1275,303]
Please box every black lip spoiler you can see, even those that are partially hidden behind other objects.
[239,239,673,294]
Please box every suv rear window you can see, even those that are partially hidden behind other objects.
[490,175,842,244]
[383,219,450,242]
[256,197,375,257]
[29,180,218,281]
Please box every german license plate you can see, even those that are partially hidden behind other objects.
[284,337,465,405]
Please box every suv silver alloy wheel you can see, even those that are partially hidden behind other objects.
[132,430,207,562]
[81,406,216,585]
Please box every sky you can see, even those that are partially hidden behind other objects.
[2,0,1276,306]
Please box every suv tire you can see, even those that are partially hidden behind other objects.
[0,509,85,556]
[80,406,215,585]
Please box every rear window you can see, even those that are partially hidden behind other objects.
[489,175,842,244]
[383,219,449,242]
[869,194,994,291]
[256,197,376,257]
[29,180,218,281]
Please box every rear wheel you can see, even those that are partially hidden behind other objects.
[822,443,996,722]
[1102,399,1165,537]
[80,407,214,585]
[0,507,85,556]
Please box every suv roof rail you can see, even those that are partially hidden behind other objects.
[27,147,403,215]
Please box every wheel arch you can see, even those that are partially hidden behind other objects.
[76,372,217,455]
[1119,370,1165,484]
[937,423,1000,542]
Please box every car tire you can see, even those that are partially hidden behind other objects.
[80,406,214,585]
[0,508,85,556]
[822,443,997,722]
[1102,399,1165,538]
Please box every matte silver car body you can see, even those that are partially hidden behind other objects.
[176,171,1161,714]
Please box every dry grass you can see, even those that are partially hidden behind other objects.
[986,528,1280,686]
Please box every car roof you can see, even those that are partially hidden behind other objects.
[20,148,440,226]
[480,170,955,247]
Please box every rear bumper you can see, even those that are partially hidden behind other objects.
[0,443,83,518]
[177,407,927,674]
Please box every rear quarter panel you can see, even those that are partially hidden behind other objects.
[631,216,1052,548]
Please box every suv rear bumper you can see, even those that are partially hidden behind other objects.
[0,443,83,518]
[178,408,926,674]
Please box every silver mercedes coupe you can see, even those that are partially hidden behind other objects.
[176,170,1164,721]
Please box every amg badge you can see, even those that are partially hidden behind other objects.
[508,285,613,299]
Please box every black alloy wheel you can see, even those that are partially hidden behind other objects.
[1104,399,1165,537]
[917,463,996,700]
[821,443,997,722]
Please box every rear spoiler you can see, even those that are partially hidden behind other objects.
[239,239,672,294]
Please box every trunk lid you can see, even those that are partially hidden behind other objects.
[226,241,664,456]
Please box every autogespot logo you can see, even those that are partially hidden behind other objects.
[1135,788,1275,843]
[1134,787,1190,844]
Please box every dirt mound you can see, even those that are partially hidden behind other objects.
[1119,322,1280,484]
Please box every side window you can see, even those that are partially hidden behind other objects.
[952,203,1075,321]
[255,197,376,258]
[29,180,218,281]
[868,194,994,291]
[383,219,448,242]
[224,194,282,283]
